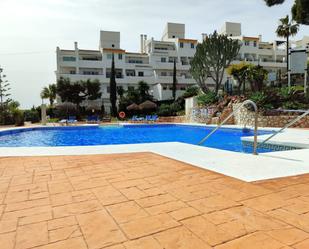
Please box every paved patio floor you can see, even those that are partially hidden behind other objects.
[0,153,309,249]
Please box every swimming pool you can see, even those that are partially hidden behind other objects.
[0,124,275,153]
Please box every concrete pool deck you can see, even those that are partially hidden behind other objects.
[0,153,308,249]
[0,124,308,182]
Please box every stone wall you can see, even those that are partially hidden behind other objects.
[157,116,186,123]
[233,103,309,128]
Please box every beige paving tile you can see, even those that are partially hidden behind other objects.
[214,232,286,249]
[154,226,212,249]
[35,237,88,249]
[120,213,180,239]
[53,200,102,218]
[188,195,241,213]
[15,222,48,249]
[124,236,163,249]
[0,232,15,249]
[77,209,126,249]
[92,185,127,206]
[106,201,149,224]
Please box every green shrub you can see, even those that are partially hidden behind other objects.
[197,92,217,106]
[182,86,199,98]
[24,109,40,123]
[13,109,24,126]
[249,91,274,110]
[157,102,182,116]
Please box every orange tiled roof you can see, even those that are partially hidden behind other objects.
[243,36,259,41]
[179,38,198,44]
[103,48,126,53]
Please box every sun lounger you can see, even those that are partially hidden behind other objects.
[67,116,77,124]
[87,115,100,123]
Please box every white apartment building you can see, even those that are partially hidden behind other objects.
[56,23,197,112]
[56,22,293,112]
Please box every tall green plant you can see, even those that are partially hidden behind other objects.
[227,62,250,95]
[264,0,309,25]
[109,53,117,117]
[172,59,177,101]
[56,78,101,109]
[190,31,241,94]
[40,84,57,107]
[0,67,12,125]
[276,15,299,73]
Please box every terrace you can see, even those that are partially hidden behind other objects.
[0,153,308,249]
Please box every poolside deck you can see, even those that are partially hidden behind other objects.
[0,153,308,249]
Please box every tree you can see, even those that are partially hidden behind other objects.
[137,81,152,102]
[56,77,102,108]
[0,67,12,125]
[227,62,250,94]
[40,84,57,107]
[109,53,117,117]
[190,31,241,94]
[172,59,177,101]
[264,0,309,25]
[246,65,268,92]
[117,86,124,98]
[276,15,299,73]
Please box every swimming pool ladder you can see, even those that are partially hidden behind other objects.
[257,109,309,149]
[198,100,259,155]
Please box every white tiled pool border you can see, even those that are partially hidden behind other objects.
[0,123,308,182]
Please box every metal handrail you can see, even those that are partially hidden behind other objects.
[198,100,259,155]
[257,109,309,148]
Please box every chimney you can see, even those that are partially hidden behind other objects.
[74,41,78,50]
[143,35,147,53]
[258,35,262,42]
[140,34,144,53]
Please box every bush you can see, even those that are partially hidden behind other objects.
[249,91,274,110]
[157,102,182,116]
[24,109,40,123]
[197,91,217,106]
[12,109,24,126]
[182,86,199,98]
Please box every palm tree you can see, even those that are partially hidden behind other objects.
[276,15,299,73]
[40,84,57,107]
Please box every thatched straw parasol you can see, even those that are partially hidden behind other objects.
[86,102,101,111]
[55,102,77,112]
[139,100,157,110]
[126,103,140,111]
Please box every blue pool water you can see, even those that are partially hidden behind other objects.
[0,124,274,153]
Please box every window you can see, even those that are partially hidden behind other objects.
[63,56,76,62]
[161,57,166,63]
[180,87,186,90]
[161,72,167,76]
[116,72,123,78]
[126,70,135,77]
[106,86,110,93]
[172,35,175,38]
[180,42,184,48]
[244,41,250,46]
[253,41,257,47]
[138,71,144,77]
[118,54,123,60]
[69,70,76,74]
[106,54,112,59]
[163,86,167,90]
[191,43,195,49]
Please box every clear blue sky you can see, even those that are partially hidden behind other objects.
[1,0,308,108]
